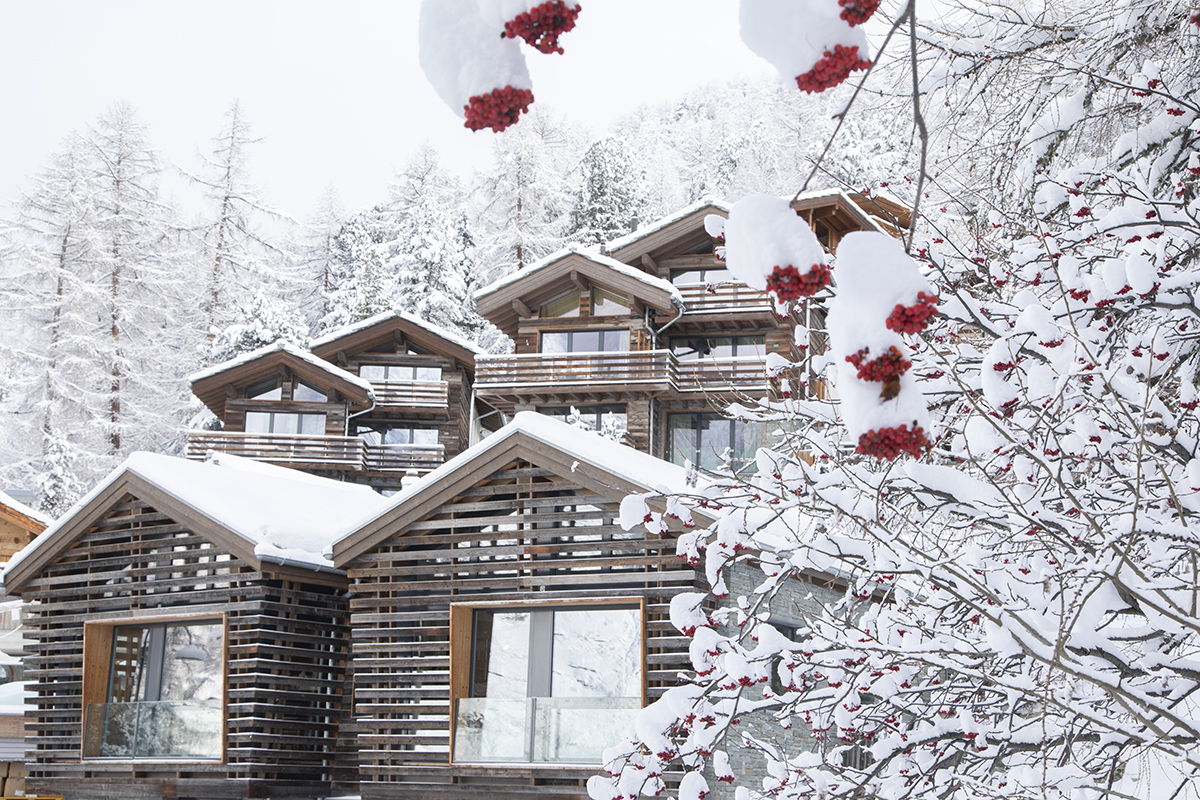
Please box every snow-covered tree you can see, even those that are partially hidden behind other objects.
[569,135,644,246]
[584,3,1200,800]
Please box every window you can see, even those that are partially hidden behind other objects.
[540,329,629,354]
[356,422,439,447]
[590,288,630,317]
[667,412,772,472]
[452,604,642,764]
[244,411,326,435]
[292,380,327,402]
[540,291,581,318]
[670,266,732,286]
[83,619,224,760]
[244,377,282,401]
[670,335,765,361]
[359,363,441,382]
[537,405,627,435]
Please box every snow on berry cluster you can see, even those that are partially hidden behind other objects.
[741,0,871,95]
[886,291,939,334]
[827,233,936,461]
[837,0,879,25]
[420,0,581,133]
[499,1,581,54]
[463,86,535,132]
[715,194,828,309]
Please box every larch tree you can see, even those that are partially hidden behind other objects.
[569,135,645,246]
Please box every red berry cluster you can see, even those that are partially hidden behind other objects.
[795,45,871,94]
[765,263,832,302]
[502,1,582,54]
[856,424,931,460]
[464,86,535,132]
[886,291,939,334]
[838,0,879,25]
[846,346,911,382]
[1192,7,1200,25]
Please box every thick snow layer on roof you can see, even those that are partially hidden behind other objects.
[474,244,683,306]
[0,489,50,526]
[309,310,485,356]
[334,412,698,555]
[4,452,388,580]
[606,197,732,254]
[187,341,375,397]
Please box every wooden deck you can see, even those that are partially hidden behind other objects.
[675,282,774,313]
[186,432,445,474]
[370,380,450,411]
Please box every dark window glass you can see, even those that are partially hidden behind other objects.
[666,412,768,472]
[245,378,282,401]
[671,335,765,361]
[245,411,325,435]
[537,405,627,433]
[540,291,581,318]
[539,330,629,354]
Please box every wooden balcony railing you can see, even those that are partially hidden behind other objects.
[186,431,364,467]
[370,380,449,409]
[674,359,769,392]
[363,443,445,473]
[475,350,675,390]
[675,283,774,313]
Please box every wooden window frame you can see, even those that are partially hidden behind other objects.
[447,597,646,765]
[81,612,228,763]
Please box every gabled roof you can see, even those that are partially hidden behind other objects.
[606,198,732,268]
[190,341,375,419]
[474,246,684,339]
[332,412,713,565]
[0,489,50,535]
[2,452,389,593]
[790,188,891,236]
[309,310,485,369]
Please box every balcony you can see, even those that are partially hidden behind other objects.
[185,431,445,474]
[675,283,774,314]
[475,350,777,405]
[371,380,449,412]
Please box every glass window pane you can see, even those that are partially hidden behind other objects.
[670,268,705,285]
[272,413,299,435]
[356,425,383,446]
[359,364,387,382]
[414,366,441,382]
[160,623,224,704]
[293,382,326,402]
[472,611,530,700]
[570,331,600,352]
[551,608,641,698]
[670,337,705,360]
[540,291,580,318]
[246,379,281,401]
[737,336,766,359]
[412,428,439,446]
[599,330,629,352]
[707,337,735,359]
[667,414,698,467]
[244,411,271,434]
[541,332,569,354]
[699,416,731,471]
[591,289,630,316]
[298,414,326,435]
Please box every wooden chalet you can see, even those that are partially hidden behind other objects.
[1,452,389,800]
[188,313,495,492]
[475,192,890,473]
[330,412,720,800]
[0,490,49,563]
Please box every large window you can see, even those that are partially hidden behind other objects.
[359,363,441,382]
[83,619,224,760]
[452,604,642,764]
[670,335,765,361]
[540,291,581,318]
[590,288,630,317]
[244,410,326,435]
[540,329,629,354]
[355,422,439,447]
[537,405,627,435]
[667,412,770,472]
[670,266,732,286]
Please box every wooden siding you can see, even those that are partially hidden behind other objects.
[345,460,703,800]
[18,495,350,800]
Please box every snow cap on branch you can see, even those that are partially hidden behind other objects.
[419,0,534,132]
[476,0,582,54]
[740,0,870,93]
[719,194,827,301]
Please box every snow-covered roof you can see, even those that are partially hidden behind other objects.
[0,489,50,528]
[188,340,375,397]
[606,196,732,255]
[473,243,683,306]
[3,451,389,588]
[309,310,485,357]
[332,412,708,563]
[790,188,891,234]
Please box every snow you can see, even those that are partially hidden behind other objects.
[309,309,486,356]
[722,194,826,292]
[473,243,684,307]
[4,451,388,580]
[0,681,32,716]
[187,340,376,399]
[419,0,532,117]
[739,0,868,80]
[0,488,51,527]
[605,196,732,255]
[826,231,934,441]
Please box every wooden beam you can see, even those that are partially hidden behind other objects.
[569,270,590,291]
[225,385,237,399]
[630,297,645,316]
[512,298,532,317]
[335,350,350,368]
[640,253,659,274]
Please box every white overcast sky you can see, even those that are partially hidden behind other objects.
[0,1,777,219]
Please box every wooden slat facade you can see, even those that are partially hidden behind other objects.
[343,460,703,800]
[17,495,351,800]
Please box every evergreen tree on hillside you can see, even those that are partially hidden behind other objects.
[568,136,643,246]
